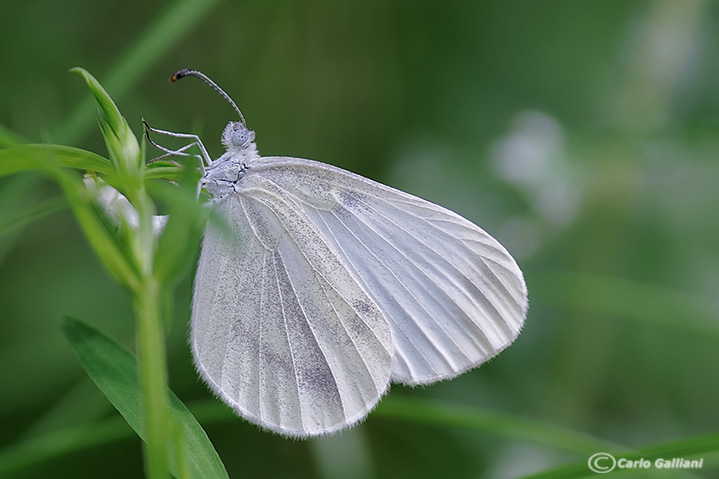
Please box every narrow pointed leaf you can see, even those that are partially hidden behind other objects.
[0,145,112,177]
[61,317,229,479]
[71,68,124,135]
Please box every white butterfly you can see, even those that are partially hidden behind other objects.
[145,69,528,438]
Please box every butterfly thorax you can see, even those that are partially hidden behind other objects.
[201,121,259,199]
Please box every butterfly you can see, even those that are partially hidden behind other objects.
[144,69,528,438]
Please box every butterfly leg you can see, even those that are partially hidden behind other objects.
[146,142,201,167]
[142,119,213,171]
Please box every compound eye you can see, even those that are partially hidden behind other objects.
[233,126,249,145]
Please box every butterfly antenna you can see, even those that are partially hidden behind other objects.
[170,69,246,126]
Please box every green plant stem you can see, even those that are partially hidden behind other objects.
[129,150,176,477]
[136,276,171,479]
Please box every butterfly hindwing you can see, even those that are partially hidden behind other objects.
[246,157,528,385]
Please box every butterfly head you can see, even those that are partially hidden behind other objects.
[222,121,256,154]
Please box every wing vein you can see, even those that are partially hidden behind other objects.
[351,194,515,341]
[246,185,390,352]
[338,197,497,350]
[257,249,266,424]
[276,245,346,420]
[322,209,462,372]
[272,251,304,432]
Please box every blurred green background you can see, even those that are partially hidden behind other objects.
[1,0,718,478]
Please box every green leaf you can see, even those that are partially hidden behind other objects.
[70,68,124,135]
[72,68,141,173]
[60,317,229,479]
[0,144,113,177]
